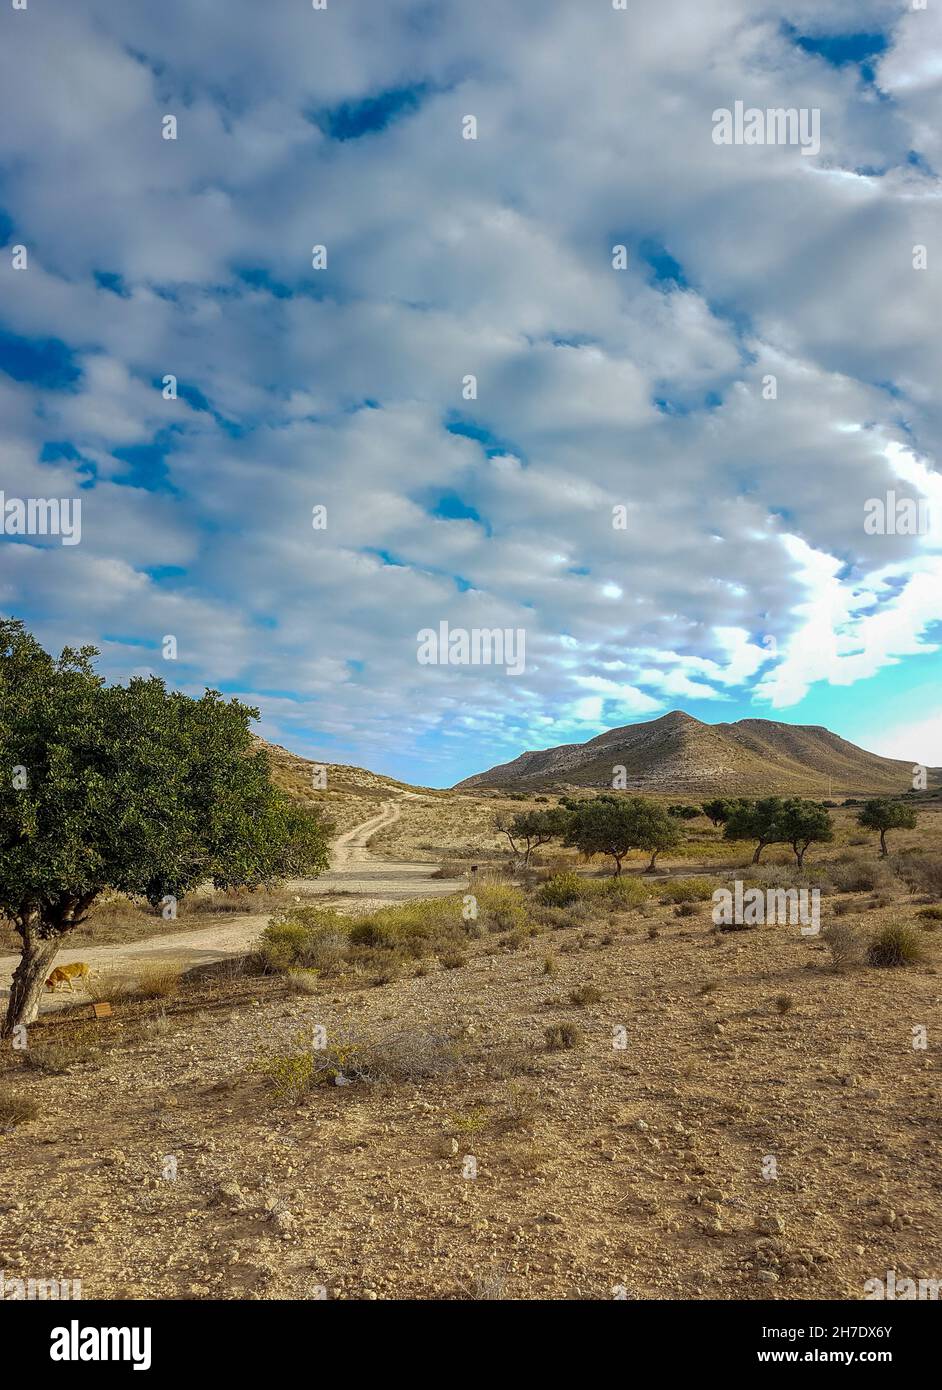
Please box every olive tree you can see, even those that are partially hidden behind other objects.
[723,797,785,864]
[563,795,681,876]
[0,620,330,1035]
[778,798,834,869]
[857,798,918,857]
[495,807,570,866]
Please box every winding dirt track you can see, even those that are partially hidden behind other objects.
[0,797,465,1015]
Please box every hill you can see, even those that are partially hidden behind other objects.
[252,736,433,838]
[455,710,931,796]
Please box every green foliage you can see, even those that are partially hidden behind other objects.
[473,883,532,932]
[537,871,652,910]
[495,806,570,864]
[563,795,681,874]
[702,797,751,826]
[0,619,330,919]
[857,798,918,855]
[668,804,702,820]
[0,619,331,1031]
[723,796,833,867]
[537,872,587,907]
[777,798,834,868]
[657,876,714,903]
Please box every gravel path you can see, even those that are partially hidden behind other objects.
[0,797,466,1014]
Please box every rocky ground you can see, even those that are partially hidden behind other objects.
[2,881,939,1301]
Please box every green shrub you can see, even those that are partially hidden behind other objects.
[474,884,531,933]
[599,876,651,908]
[537,873,589,908]
[867,923,927,968]
[658,877,714,904]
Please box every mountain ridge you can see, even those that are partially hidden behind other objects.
[454,711,933,795]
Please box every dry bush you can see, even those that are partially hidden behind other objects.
[544,1022,583,1051]
[826,856,893,894]
[822,922,865,971]
[774,993,795,1015]
[568,983,602,1007]
[893,856,942,900]
[21,1022,104,1073]
[462,1267,508,1300]
[531,901,590,929]
[0,1089,38,1130]
[438,948,467,969]
[134,964,181,999]
[674,901,700,918]
[285,969,320,995]
[256,1025,465,1102]
[431,859,466,880]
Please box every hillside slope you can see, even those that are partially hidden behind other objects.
[253,736,433,838]
[455,710,928,796]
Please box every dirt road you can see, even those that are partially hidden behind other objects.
[0,797,465,1015]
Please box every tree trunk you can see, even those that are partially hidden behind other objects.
[753,842,764,864]
[795,843,805,869]
[612,854,623,877]
[645,852,658,873]
[879,829,888,857]
[2,928,61,1037]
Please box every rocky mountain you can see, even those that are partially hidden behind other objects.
[455,711,930,796]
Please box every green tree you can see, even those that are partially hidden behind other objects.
[495,807,570,866]
[723,797,786,864]
[633,800,683,872]
[668,804,701,820]
[701,797,750,827]
[857,798,918,857]
[563,795,681,876]
[0,620,330,1035]
[777,798,834,869]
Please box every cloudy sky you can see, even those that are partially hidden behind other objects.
[1,0,940,786]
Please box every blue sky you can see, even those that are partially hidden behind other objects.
[1,0,940,787]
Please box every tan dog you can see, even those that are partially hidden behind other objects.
[45,962,91,993]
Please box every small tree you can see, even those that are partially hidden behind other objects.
[702,797,750,827]
[668,804,701,820]
[0,620,330,1035]
[778,798,834,869]
[563,796,636,876]
[857,798,918,857]
[563,795,682,876]
[634,801,683,872]
[723,797,786,864]
[495,807,570,866]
